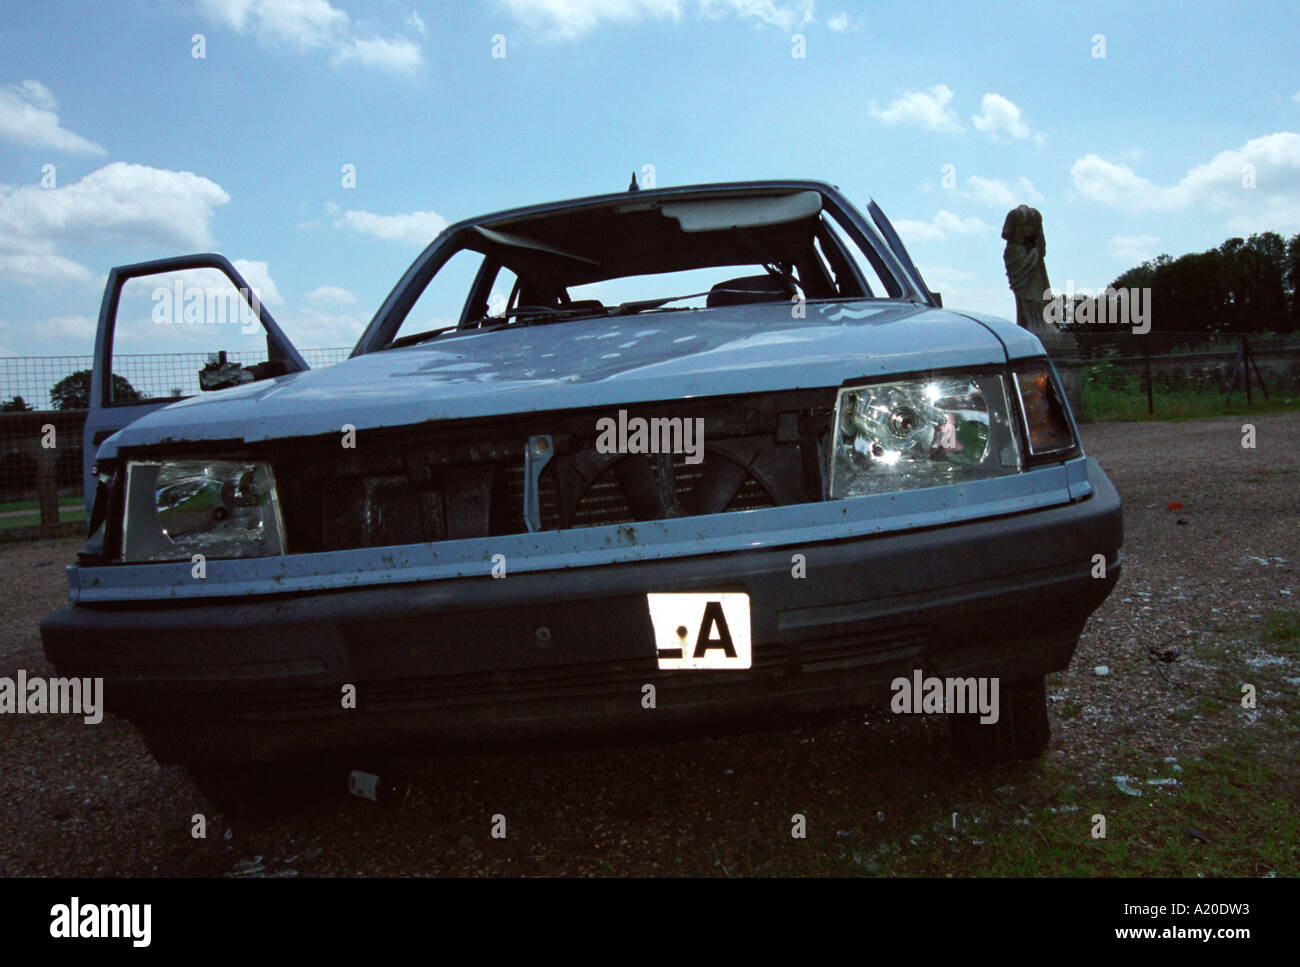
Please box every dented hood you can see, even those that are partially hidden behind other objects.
[114,301,1013,448]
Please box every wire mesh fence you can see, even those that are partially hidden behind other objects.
[0,336,1296,538]
[1062,332,1300,415]
[0,348,350,537]
[1065,329,1298,360]
[0,347,350,411]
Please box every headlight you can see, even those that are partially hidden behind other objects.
[828,374,1022,499]
[122,460,285,562]
[1013,363,1076,455]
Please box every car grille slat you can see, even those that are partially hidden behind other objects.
[274,391,832,553]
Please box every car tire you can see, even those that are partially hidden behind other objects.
[186,759,342,819]
[949,675,1051,763]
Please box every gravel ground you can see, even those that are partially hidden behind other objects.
[1,413,1296,877]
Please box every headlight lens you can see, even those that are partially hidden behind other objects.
[828,374,1022,498]
[1014,364,1076,455]
[122,460,285,562]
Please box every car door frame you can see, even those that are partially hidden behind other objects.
[864,199,942,306]
[83,253,308,506]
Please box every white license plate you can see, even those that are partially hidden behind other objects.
[647,593,751,670]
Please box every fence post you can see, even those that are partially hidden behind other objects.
[1145,344,1154,415]
[1243,335,1252,407]
[1248,335,1270,401]
[35,448,60,533]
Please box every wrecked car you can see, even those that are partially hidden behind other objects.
[41,180,1122,814]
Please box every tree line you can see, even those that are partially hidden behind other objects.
[2,371,142,412]
[1075,231,1300,337]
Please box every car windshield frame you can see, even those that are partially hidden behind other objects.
[351,181,932,357]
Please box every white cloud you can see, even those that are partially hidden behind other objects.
[331,35,422,72]
[46,313,98,342]
[286,304,369,348]
[893,210,990,244]
[916,264,975,289]
[198,0,347,48]
[114,260,283,314]
[198,0,422,72]
[493,0,818,39]
[698,0,814,31]
[971,93,1032,141]
[1071,154,1174,210]
[1108,234,1160,264]
[0,80,105,155]
[0,252,94,286]
[198,0,255,30]
[1293,90,1300,104]
[1071,132,1300,231]
[827,12,852,32]
[0,163,229,286]
[336,208,448,245]
[0,162,229,251]
[0,313,97,359]
[294,199,341,231]
[0,312,105,357]
[931,211,990,235]
[869,85,962,134]
[259,0,349,46]
[493,0,684,39]
[912,264,1010,317]
[231,259,284,306]
[961,175,1043,208]
[307,284,357,304]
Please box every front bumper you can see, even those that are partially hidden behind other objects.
[42,459,1122,765]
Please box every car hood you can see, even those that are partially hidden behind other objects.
[114,300,1019,447]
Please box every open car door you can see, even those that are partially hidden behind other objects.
[866,199,942,307]
[83,254,308,507]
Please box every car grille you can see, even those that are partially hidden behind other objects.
[272,390,834,553]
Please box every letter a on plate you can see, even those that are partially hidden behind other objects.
[647,593,752,670]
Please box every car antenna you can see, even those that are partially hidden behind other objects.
[627,172,639,192]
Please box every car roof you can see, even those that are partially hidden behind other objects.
[444,179,848,235]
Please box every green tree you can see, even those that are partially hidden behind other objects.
[1109,234,1297,337]
[49,370,143,410]
[1287,233,1300,331]
[1,395,34,412]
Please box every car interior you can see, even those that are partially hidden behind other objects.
[383,189,905,349]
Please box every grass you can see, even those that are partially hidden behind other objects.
[0,492,85,531]
[1079,376,1300,422]
[749,607,1300,877]
[0,496,82,514]
[801,722,1299,877]
[0,503,85,530]
[820,742,1298,876]
[1260,610,1300,656]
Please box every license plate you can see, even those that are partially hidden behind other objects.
[647,593,751,670]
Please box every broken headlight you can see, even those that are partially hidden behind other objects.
[122,460,285,562]
[1013,363,1076,455]
[828,374,1022,499]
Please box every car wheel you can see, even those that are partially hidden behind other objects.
[949,675,1051,763]
[186,759,343,819]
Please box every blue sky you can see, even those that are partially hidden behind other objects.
[2,0,1298,362]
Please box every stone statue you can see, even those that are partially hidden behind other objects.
[1002,205,1052,334]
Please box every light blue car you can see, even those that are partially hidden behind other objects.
[43,180,1122,815]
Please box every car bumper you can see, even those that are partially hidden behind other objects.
[41,459,1121,765]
